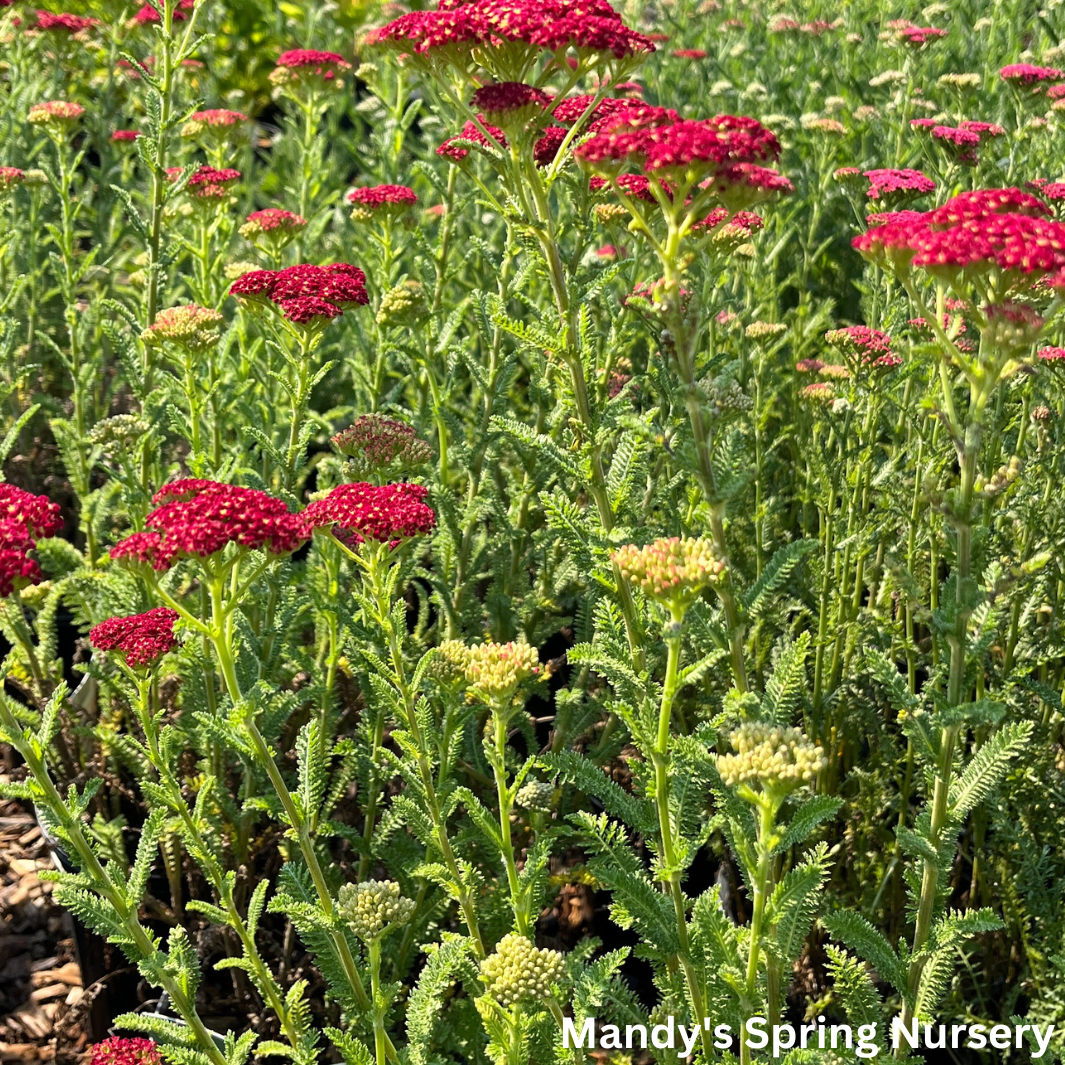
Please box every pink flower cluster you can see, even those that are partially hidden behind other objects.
[1000,63,1064,87]
[35,10,99,32]
[275,49,351,78]
[303,482,436,545]
[133,0,194,23]
[825,326,900,367]
[853,187,1065,283]
[347,184,419,209]
[863,168,935,202]
[111,481,310,571]
[240,208,307,237]
[230,263,369,325]
[90,608,180,669]
[91,1039,160,1065]
[368,0,654,61]
[167,165,241,200]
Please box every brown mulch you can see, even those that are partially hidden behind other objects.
[0,797,90,1065]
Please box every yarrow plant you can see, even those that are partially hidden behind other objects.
[5,4,1065,1065]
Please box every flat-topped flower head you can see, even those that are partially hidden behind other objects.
[481,933,565,1008]
[612,536,725,611]
[171,165,241,202]
[27,100,84,131]
[0,520,43,598]
[230,263,368,330]
[240,209,307,251]
[303,482,435,546]
[111,481,308,572]
[181,109,248,141]
[825,325,895,366]
[348,184,418,223]
[91,1039,161,1065]
[377,280,428,327]
[717,722,827,797]
[0,168,24,200]
[0,483,62,539]
[338,880,416,942]
[471,81,551,128]
[1000,63,1064,88]
[271,49,351,92]
[332,414,433,478]
[437,118,508,160]
[863,168,935,203]
[463,640,540,705]
[89,608,179,669]
[1038,345,1065,364]
[898,24,946,46]
[141,304,224,354]
[960,120,1005,141]
[111,130,141,142]
[34,11,99,33]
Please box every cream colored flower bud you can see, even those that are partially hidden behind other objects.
[480,933,565,1007]
[612,537,725,610]
[338,880,416,942]
[464,641,541,704]
[717,722,827,795]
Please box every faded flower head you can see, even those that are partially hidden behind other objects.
[746,321,787,340]
[332,414,433,477]
[464,640,541,705]
[181,109,248,140]
[0,167,23,200]
[612,537,724,610]
[89,608,180,670]
[27,100,84,130]
[338,880,416,941]
[141,304,224,354]
[480,933,565,1008]
[717,722,826,796]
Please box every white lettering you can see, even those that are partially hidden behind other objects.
[562,1017,594,1049]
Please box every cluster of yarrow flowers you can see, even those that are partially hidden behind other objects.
[302,482,435,546]
[110,480,309,571]
[0,484,62,598]
[348,184,418,222]
[168,165,241,202]
[89,608,180,670]
[852,187,1065,292]
[270,49,352,90]
[863,168,935,204]
[141,305,224,354]
[90,1039,161,1065]
[229,263,368,326]
[367,0,656,72]
[612,536,725,611]
[332,415,433,477]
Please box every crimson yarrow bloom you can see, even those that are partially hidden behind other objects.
[825,325,898,367]
[111,481,309,571]
[898,25,946,45]
[230,263,368,325]
[863,168,935,202]
[0,168,24,196]
[347,185,418,221]
[0,483,63,539]
[437,118,507,159]
[90,608,180,669]
[303,482,435,544]
[34,10,99,32]
[168,165,241,200]
[240,208,307,243]
[1038,345,1065,362]
[959,120,1005,140]
[1000,63,1063,86]
[0,520,42,599]
[271,49,351,90]
[471,81,552,125]
[91,1039,161,1065]
[181,109,248,139]
[111,129,141,142]
[333,415,433,476]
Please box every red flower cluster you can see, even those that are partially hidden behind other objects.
[241,208,306,234]
[1000,63,1063,86]
[533,125,569,166]
[0,522,43,599]
[960,120,1005,140]
[576,110,780,183]
[167,165,241,200]
[1038,346,1065,362]
[187,109,246,125]
[672,48,707,58]
[274,49,351,78]
[0,483,63,539]
[898,25,946,45]
[472,81,551,117]
[35,10,99,32]
[111,129,140,142]
[230,263,368,324]
[590,173,665,201]
[931,125,980,147]
[854,187,1065,282]
[347,184,419,209]
[825,325,898,367]
[89,608,180,669]
[111,481,309,571]
[368,0,654,61]
[437,118,507,159]
[91,1039,161,1065]
[863,168,935,201]
[133,0,194,23]
[0,168,24,192]
[303,482,436,545]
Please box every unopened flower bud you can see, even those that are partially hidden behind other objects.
[464,640,541,705]
[376,280,428,328]
[338,880,415,942]
[612,537,725,611]
[480,933,565,1007]
[515,781,555,812]
[717,722,826,795]
[141,304,224,354]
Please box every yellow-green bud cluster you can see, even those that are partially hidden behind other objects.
[464,641,540,704]
[89,414,150,454]
[746,321,788,340]
[225,260,261,281]
[376,280,428,328]
[141,304,224,354]
[594,203,630,226]
[612,537,725,608]
[717,722,826,794]
[480,933,565,1007]
[429,639,472,686]
[515,781,555,812]
[337,880,415,942]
